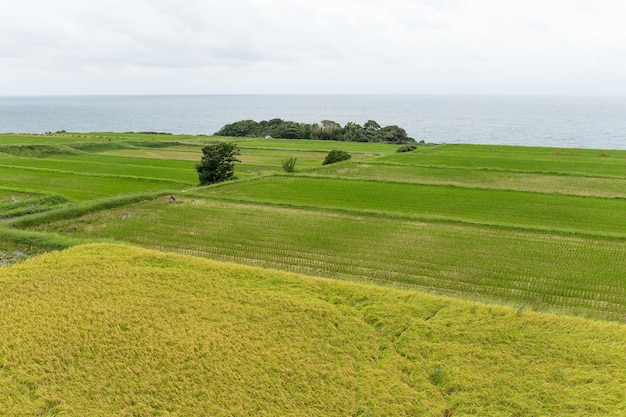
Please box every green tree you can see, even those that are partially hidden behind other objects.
[380,125,410,143]
[310,123,321,140]
[275,121,301,139]
[363,120,381,131]
[196,142,241,185]
[363,120,383,142]
[320,120,342,140]
[343,122,363,142]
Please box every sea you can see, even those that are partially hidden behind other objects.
[1,94,626,150]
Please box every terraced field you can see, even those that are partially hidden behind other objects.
[2,132,626,321]
[28,196,625,321]
[201,176,626,236]
[3,132,626,415]
[314,162,626,197]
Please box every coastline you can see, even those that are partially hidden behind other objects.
[1,95,626,150]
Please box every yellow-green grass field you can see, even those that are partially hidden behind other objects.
[28,196,626,321]
[376,144,626,177]
[0,188,67,218]
[3,132,626,415]
[0,244,624,416]
[0,134,394,204]
[0,165,182,202]
[4,133,626,321]
[202,176,626,237]
[314,162,626,198]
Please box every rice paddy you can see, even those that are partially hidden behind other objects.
[0,244,624,416]
[2,131,626,414]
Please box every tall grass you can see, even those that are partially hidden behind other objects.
[0,227,80,251]
[29,197,626,321]
[0,244,624,416]
[202,176,626,237]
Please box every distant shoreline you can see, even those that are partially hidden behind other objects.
[4,131,626,153]
[2,95,626,149]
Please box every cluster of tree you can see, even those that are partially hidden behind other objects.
[127,131,173,135]
[215,119,415,144]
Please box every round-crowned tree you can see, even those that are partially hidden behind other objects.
[196,142,240,185]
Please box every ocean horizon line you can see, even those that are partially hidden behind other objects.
[3,93,626,98]
[2,95,625,149]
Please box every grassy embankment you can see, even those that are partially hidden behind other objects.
[0,243,624,416]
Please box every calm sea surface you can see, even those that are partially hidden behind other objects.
[1,95,626,149]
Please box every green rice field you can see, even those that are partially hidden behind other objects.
[202,176,626,236]
[30,196,626,321]
[2,132,626,322]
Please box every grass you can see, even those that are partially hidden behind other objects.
[314,162,626,197]
[0,188,67,218]
[232,137,399,153]
[0,155,197,183]
[4,134,626,321]
[0,165,189,201]
[376,144,626,177]
[0,133,92,145]
[202,175,626,237]
[30,197,626,321]
[100,145,206,161]
[0,243,624,416]
[3,133,626,414]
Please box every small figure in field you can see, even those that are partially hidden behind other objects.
[168,195,177,203]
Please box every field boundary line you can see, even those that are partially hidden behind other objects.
[0,226,84,251]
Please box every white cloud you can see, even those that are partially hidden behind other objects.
[1,0,626,94]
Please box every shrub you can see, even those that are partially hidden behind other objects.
[281,157,297,173]
[396,144,417,153]
[322,150,351,165]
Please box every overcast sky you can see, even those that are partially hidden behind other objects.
[2,0,626,95]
